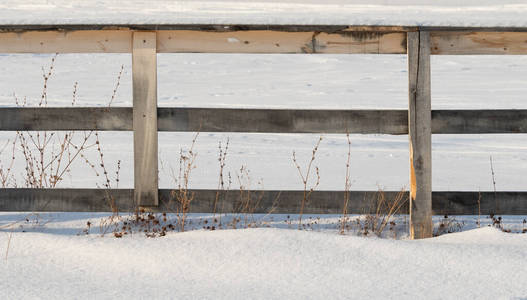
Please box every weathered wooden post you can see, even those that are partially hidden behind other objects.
[407,31,432,239]
[132,31,159,206]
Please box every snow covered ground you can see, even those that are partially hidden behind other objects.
[0,212,526,299]
[2,2,527,298]
[3,0,527,27]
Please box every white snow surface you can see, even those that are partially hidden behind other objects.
[1,212,526,299]
[3,0,527,27]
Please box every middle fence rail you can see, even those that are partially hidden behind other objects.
[3,108,527,134]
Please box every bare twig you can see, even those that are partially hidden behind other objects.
[489,155,499,214]
[292,136,322,229]
[340,133,352,234]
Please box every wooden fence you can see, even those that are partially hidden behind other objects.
[2,25,527,238]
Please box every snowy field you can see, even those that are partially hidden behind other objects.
[2,1,527,299]
[3,0,527,27]
[0,212,526,299]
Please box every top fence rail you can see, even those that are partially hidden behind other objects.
[1,25,527,55]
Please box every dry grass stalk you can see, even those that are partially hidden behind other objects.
[358,188,408,237]
[170,132,199,232]
[340,133,352,235]
[81,65,125,235]
[107,64,124,108]
[434,215,465,236]
[477,191,481,228]
[14,56,98,191]
[0,138,17,187]
[292,136,322,229]
[213,138,230,221]
[489,155,499,214]
[233,166,265,228]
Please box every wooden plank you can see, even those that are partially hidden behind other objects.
[407,31,433,239]
[0,189,403,213]
[0,30,131,53]
[431,110,527,134]
[0,107,131,131]
[3,28,527,55]
[157,30,406,54]
[132,31,158,206]
[431,192,526,215]
[0,107,408,134]
[158,108,408,134]
[0,28,405,54]
[431,31,527,55]
[1,188,526,215]
[6,108,527,134]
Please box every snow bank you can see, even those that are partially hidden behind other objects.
[2,0,527,27]
[1,213,526,299]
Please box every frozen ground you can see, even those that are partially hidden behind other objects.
[0,212,526,299]
[3,0,527,27]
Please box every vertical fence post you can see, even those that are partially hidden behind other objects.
[132,31,158,206]
[407,31,432,239]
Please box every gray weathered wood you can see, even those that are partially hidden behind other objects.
[1,188,526,215]
[5,108,527,134]
[408,31,432,239]
[0,188,403,213]
[0,108,408,134]
[157,108,408,134]
[133,31,158,206]
[431,110,527,134]
[0,107,131,131]
[431,192,520,215]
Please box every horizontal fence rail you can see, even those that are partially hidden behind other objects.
[3,107,527,134]
[2,27,527,55]
[1,189,525,215]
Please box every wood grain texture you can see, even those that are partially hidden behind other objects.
[132,31,158,206]
[3,29,527,54]
[1,189,525,215]
[0,29,406,54]
[0,107,131,131]
[157,30,406,54]
[0,30,131,53]
[408,31,432,239]
[0,108,408,133]
[431,31,527,55]
[5,108,527,134]
[157,108,408,134]
[431,110,527,134]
